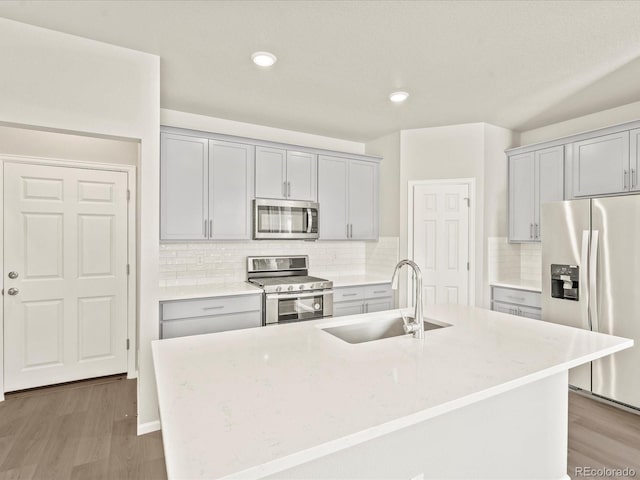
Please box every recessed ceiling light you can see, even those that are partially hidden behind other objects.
[389,91,409,103]
[251,51,277,67]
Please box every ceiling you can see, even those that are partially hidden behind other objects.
[2,0,640,142]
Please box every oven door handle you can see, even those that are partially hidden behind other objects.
[266,290,333,300]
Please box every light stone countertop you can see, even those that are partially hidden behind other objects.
[152,304,632,480]
[490,281,542,293]
[158,282,262,302]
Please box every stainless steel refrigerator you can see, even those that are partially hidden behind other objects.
[541,196,640,409]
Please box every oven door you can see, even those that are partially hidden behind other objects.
[254,199,319,240]
[265,290,333,325]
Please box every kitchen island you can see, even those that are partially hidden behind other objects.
[152,304,632,480]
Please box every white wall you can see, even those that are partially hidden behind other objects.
[365,132,401,237]
[161,109,365,154]
[0,124,139,165]
[520,99,640,146]
[0,17,160,433]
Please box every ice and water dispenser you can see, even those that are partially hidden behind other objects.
[551,264,579,301]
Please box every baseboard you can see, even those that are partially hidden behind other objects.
[127,370,138,380]
[137,419,161,436]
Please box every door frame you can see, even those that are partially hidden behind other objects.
[407,178,476,308]
[0,154,137,400]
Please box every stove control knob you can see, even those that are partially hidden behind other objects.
[314,303,320,309]
[288,286,294,291]
[275,286,282,292]
[299,285,305,290]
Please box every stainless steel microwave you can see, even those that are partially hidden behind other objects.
[253,199,319,240]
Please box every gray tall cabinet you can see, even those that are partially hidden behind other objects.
[161,132,254,241]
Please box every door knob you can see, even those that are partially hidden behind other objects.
[8,271,18,279]
[7,288,19,296]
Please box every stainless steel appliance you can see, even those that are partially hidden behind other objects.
[253,199,319,240]
[247,255,333,325]
[541,196,640,409]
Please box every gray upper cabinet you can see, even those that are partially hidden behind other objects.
[255,146,317,201]
[161,133,209,240]
[318,155,379,240]
[509,146,563,242]
[209,140,254,240]
[630,128,640,192]
[572,131,630,197]
[160,132,254,241]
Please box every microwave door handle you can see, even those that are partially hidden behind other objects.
[307,208,312,233]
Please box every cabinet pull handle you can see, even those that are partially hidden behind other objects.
[283,181,287,197]
[633,169,637,189]
[203,305,224,311]
[287,181,291,198]
[530,223,533,239]
[342,293,358,297]
[373,290,387,294]
[349,224,353,238]
[624,170,629,190]
[209,219,213,238]
[535,223,539,239]
[204,219,208,238]
[346,224,349,238]
[506,295,525,301]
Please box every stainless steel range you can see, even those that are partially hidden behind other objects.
[247,255,333,325]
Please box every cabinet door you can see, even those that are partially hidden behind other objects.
[209,140,254,240]
[572,131,630,197]
[286,151,317,201]
[491,301,518,315]
[255,146,286,199]
[365,298,394,314]
[508,152,536,242]
[517,305,542,320]
[318,155,348,239]
[534,146,564,239]
[348,160,379,240]
[160,133,208,240]
[332,301,364,317]
[630,128,640,192]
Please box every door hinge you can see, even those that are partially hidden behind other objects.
[464,197,470,207]
[126,338,130,350]
[126,264,130,275]
[127,189,131,201]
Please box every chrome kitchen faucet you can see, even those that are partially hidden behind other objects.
[391,259,424,340]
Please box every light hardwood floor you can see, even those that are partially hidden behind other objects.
[0,375,165,480]
[1,377,639,479]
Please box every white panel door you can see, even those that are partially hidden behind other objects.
[318,155,348,240]
[4,162,128,391]
[255,146,286,199]
[412,183,469,307]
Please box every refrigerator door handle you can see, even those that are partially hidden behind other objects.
[581,230,591,330]
[590,230,599,333]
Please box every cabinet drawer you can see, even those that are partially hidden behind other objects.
[333,286,365,303]
[363,283,392,299]
[365,298,394,313]
[161,311,262,339]
[517,305,542,320]
[491,287,541,308]
[491,301,519,315]
[332,300,364,317]
[161,294,261,321]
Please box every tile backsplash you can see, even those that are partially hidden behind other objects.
[159,236,400,287]
[487,237,541,287]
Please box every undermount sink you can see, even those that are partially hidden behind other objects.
[322,316,451,344]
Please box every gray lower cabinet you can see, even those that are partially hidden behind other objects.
[160,294,262,339]
[332,283,394,317]
[318,155,379,240]
[490,286,541,320]
[160,132,254,241]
